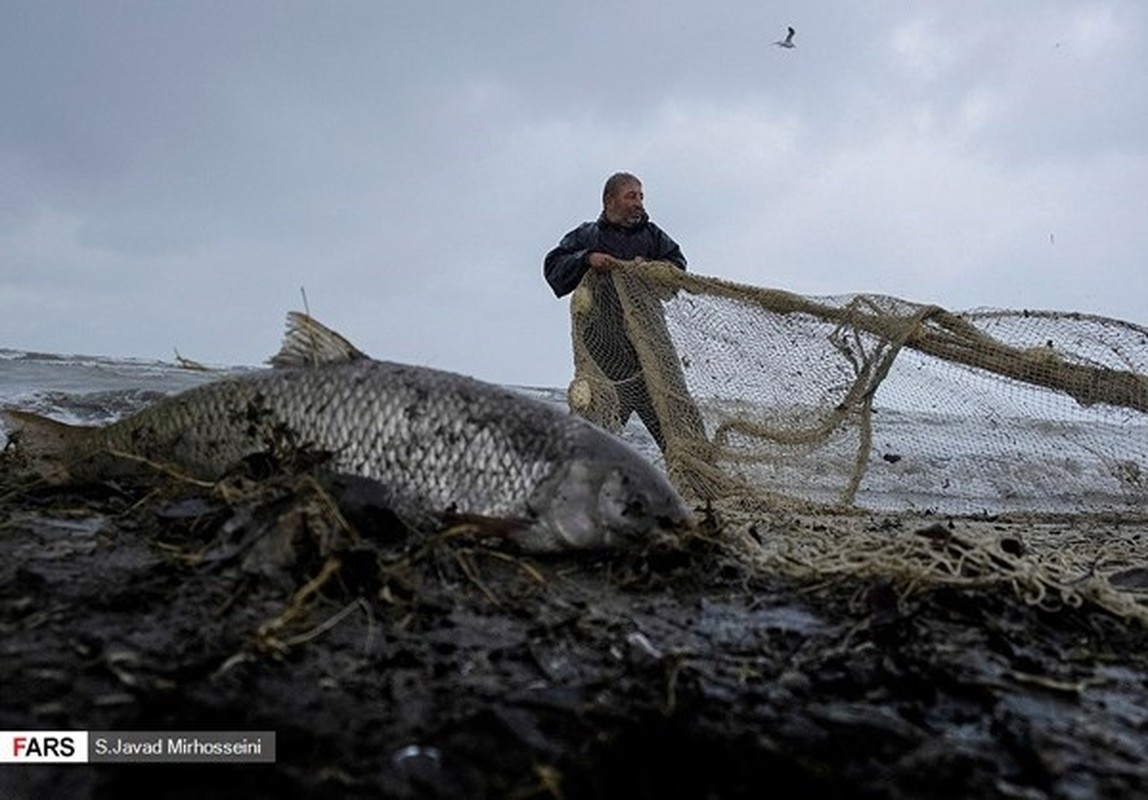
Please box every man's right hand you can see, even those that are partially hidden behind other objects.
[587,252,617,271]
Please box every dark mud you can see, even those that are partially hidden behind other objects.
[1,465,1147,799]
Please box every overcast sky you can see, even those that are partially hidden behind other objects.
[2,2,1145,388]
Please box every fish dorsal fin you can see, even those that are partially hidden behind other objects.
[269,311,369,368]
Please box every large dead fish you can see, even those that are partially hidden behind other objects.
[1,313,694,552]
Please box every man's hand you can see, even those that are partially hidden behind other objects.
[588,253,643,271]
[587,252,615,271]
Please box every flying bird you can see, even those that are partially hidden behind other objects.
[773,26,796,48]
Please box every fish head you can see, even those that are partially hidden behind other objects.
[523,438,695,552]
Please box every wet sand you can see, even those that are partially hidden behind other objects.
[1,464,1147,799]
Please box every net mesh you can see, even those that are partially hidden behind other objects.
[566,261,1148,621]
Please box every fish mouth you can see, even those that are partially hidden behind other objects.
[654,501,697,537]
[660,507,696,531]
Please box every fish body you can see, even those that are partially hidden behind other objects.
[2,314,694,552]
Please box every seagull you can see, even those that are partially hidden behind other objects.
[773,26,796,48]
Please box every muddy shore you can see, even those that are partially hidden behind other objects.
[1,464,1147,799]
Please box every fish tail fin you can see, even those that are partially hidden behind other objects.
[1,410,90,483]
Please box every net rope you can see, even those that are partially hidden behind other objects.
[566,262,1148,620]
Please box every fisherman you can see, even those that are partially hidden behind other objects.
[543,172,690,452]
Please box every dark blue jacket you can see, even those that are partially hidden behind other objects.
[543,213,687,298]
[543,214,687,381]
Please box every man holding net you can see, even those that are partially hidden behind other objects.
[543,172,689,452]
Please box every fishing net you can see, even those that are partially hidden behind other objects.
[566,261,1148,621]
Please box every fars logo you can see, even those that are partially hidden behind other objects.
[0,731,89,763]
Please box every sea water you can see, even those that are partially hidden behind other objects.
[1,348,1145,516]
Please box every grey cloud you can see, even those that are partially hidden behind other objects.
[1,2,1145,387]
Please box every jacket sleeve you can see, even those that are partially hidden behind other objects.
[543,224,594,298]
[651,224,688,271]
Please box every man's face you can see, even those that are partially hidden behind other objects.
[604,181,645,227]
